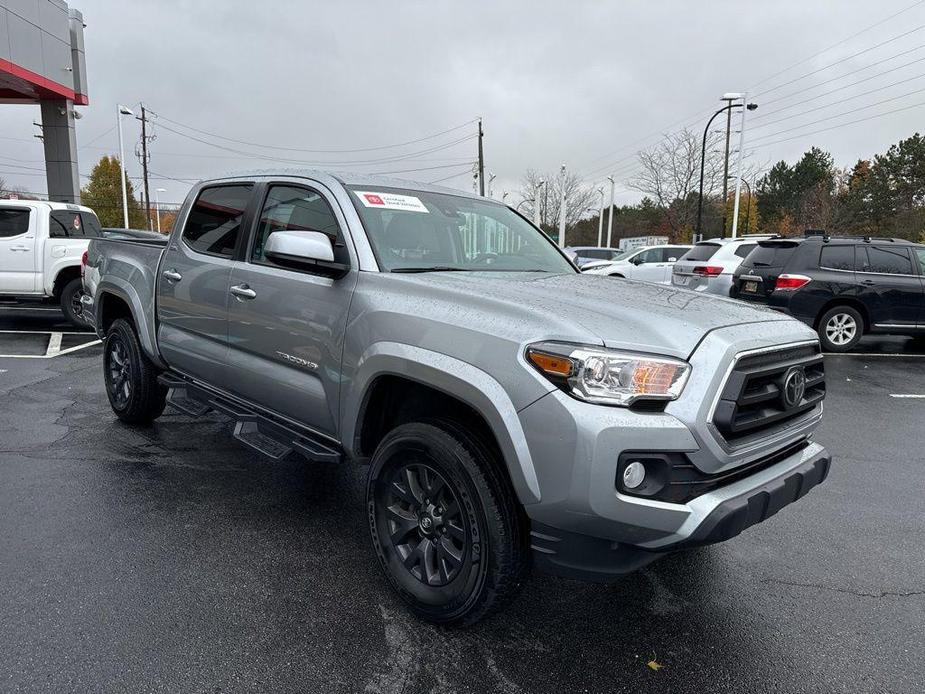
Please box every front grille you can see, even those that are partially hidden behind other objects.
[713,344,825,443]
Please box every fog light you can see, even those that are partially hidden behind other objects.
[622,461,646,489]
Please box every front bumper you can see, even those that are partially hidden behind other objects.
[531,443,831,581]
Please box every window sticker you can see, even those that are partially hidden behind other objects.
[354,191,429,213]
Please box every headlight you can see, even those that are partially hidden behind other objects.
[526,342,691,407]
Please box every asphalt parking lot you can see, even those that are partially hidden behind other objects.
[1,306,923,694]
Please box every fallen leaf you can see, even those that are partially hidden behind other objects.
[647,660,664,671]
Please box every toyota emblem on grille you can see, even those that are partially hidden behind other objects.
[782,367,806,409]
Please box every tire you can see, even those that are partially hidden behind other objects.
[59,277,86,328]
[817,305,864,352]
[366,421,527,626]
[103,318,167,424]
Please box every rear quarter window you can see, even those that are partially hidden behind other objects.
[683,243,720,261]
[819,245,856,271]
[733,243,757,259]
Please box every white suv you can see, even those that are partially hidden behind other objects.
[582,244,692,284]
[671,235,776,296]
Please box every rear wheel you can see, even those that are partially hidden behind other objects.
[366,422,527,625]
[818,306,863,352]
[104,318,167,424]
[59,278,86,327]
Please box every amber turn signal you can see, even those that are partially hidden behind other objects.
[527,350,574,377]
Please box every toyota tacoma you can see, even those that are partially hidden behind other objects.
[82,171,831,625]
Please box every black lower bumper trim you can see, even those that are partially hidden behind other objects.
[531,451,831,583]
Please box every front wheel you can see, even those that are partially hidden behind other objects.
[366,422,527,626]
[817,306,864,352]
[104,318,167,424]
[59,278,86,327]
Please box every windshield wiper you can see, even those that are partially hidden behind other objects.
[391,266,469,273]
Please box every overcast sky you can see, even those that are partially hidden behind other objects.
[2,0,924,209]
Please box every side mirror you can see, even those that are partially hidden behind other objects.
[264,231,348,277]
[631,255,644,265]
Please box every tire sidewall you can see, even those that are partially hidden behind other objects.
[367,423,494,623]
[104,320,142,416]
[60,278,85,327]
[818,306,863,352]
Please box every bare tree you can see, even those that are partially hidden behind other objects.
[517,168,598,232]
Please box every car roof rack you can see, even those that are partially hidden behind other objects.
[817,234,905,243]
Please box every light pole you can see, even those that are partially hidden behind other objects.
[533,179,545,228]
[596,187,605,246]
[117,104,134,228]
[728,176,752,234]
[154,187,166,233]
[729,94,756,239]
[557,164,567,247]
[487,172,496,199]
[606,175,615,247]
[695,96,756,243]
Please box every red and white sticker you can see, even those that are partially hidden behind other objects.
[355,191,429,213]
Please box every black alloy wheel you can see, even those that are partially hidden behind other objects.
[106,335,132,409]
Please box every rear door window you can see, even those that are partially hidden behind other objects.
[914,247,925,274]
[663,247,687,261]
[182,184,254,257]
[860,246,915,275]
[0,208,31,237]
[819,245,856,271]
[684,243,720,261]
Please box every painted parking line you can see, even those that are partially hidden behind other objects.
[889,394,925,399]
[0,330,101,359]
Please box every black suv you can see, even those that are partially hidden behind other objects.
[731,236,925,352]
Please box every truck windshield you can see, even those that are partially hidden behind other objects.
[347,186,576,273]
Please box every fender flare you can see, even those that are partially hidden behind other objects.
[342,342,542,505]
[96,278,167,369]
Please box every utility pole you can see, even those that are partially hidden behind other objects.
[533,179,544,228]
[606,175,615,247]
[719,95,735,238]
[137,103,152,230]
[557,164,567,247]
[477,118,485,197]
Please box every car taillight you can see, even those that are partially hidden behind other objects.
[80,250,88,278]
[693,266,723,277]
[774,273,811,290]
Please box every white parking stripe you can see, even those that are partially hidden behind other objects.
[889,394,925,398]
[45,332,63,357]
[0,339,101,359]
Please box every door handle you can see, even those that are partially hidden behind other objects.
[10,245,31,252]
[162,269,182,282]
[230,284,257,300]
[859,279,876,286]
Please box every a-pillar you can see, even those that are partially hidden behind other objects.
[40,99,81,204]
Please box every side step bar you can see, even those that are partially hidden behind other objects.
[158,372,343,464]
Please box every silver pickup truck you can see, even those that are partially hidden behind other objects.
[83,171,831,625]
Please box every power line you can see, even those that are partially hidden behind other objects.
[754,44,925,112]
[753,23,925,98]
[750,85,925,142]
[750,99,925,149]
[748,0,925,90]
[428,165,474,185]
[751,72,925,130]
[150,113,478,154]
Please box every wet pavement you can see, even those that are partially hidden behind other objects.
[0,306,923,693]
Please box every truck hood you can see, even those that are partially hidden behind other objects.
[397,272,794,359]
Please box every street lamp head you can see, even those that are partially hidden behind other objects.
[607,175,614,183]
[155,187,167,193]
[118,105,134,116]
[721,92,743,100]
[747,102,758,111]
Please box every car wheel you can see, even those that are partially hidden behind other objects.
[818,306,864,352]
[366,421,527,626]
[60,278,86,327]
[104,318,167,424]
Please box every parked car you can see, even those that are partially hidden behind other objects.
[671,235,776,296]
[0,199,102,326]
[565,245,624,268]
[83,171,830,625]
[731,235,925,352]
[582,244,692,284]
